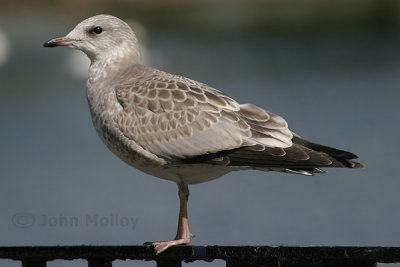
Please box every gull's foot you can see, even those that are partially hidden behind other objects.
[144,232,194,255]
[152,238,191,254]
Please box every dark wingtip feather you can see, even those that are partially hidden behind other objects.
[349,161,365,169]
[182,135,365,174]
[292,136,365,169]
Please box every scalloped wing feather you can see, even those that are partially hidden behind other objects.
[113,65,293,160]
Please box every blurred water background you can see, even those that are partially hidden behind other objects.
[1,0,400,266]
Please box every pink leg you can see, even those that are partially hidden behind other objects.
[152,183,194,254]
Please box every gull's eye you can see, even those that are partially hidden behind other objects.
[90,26,103,35]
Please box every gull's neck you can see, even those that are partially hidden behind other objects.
[86,41,142,118]
[88,42,142,84]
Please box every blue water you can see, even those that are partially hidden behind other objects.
[0,15,399,267]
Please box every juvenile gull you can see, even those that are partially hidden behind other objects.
[44,14,364,254]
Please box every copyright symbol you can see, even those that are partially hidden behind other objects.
[12,212,35,228]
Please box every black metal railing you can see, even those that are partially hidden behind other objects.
[1,245,400,267]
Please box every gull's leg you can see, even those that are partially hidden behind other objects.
[152,182,193,254]
[175,182,194,240]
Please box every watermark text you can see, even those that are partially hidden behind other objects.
[12,212,139,230]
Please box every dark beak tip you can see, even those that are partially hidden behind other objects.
[43,40,58,48]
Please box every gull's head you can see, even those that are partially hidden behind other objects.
[44,14,141,63]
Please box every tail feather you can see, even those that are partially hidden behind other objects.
[291,135,364,169]
[183,135,364,175]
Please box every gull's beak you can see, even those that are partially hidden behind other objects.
[43,36,76,48]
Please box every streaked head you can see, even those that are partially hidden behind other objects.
[44,14,140,62]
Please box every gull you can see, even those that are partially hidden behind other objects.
[43,14,364,254]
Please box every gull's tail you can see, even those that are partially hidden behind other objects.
[290,135,364,168]
[184,135,364,176]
